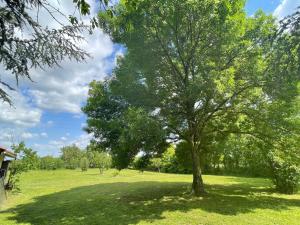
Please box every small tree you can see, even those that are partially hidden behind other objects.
[93,152,112,174]
[80,157,89,172]
[150,158,163,173]
[12,142,40,170]
[5,160,27,192]
[61,145,82,169]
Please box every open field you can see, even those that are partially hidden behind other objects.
[0,169,300,225]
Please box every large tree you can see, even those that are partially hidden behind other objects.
[84,0,299,195]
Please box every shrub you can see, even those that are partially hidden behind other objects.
[272,158,300,194]
[133,155,150,172]
[80,157,89,171]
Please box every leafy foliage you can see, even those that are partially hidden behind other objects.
[39,156,64,170]
[60,145,83,169]
[5,160,27,192]
[12,142,39,170]
[87,0,299,195]
[150,158,163,172]
[82,82,167,170]
[89,151,112,174]
[80,157,89,172]
[271,157,300,194]
[133,155,150,172]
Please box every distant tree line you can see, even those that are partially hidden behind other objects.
[10,142,112,172]
[5,142,112,190]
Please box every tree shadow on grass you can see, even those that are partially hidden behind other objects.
[1,181,300,225]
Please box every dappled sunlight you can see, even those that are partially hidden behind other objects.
[1,174,300,225]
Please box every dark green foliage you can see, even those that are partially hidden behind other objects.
[85,1,300,195]
[133,155,150,172]
[83,83,167,170]
[271,158,300,194]
[175,142,193,173]
[39,156,64,170]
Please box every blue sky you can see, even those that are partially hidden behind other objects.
[0,0,299,156]
[245,0,282,15]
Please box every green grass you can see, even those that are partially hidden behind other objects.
[0,169,300,225]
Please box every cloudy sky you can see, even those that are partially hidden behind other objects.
[0,0,299,156]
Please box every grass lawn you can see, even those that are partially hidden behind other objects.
[0,169,300,225]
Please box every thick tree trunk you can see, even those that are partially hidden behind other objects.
[191,146,205,196]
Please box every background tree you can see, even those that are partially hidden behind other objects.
[150,158,163,173]
[86,0,300,195]
[80,157,89,172]
[82,83,168,170]
[60,145,83,169]
[12,142,39,170]
[39,156,64,170]
[93,152,112,174]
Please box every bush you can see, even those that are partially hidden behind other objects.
[133,155,150,172]
[80,157,89,171]
[272,158,300,194]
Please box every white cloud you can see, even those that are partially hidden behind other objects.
[0,128,39,148]
[34,133,92,156]
[21,132,39,139]
[25,29,114,113]
[41,132,48,138]
[274,0,300,19]
[61,136,67,141]
[1,0,115,114]
[47,121,54,126]
[0,90,42,128]
[17,0,116,114]
[0,0,116,155]
[72,133,93,149]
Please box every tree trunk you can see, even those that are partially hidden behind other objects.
[191,146,205,196]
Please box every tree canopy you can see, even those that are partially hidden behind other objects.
[84,0,300,195]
